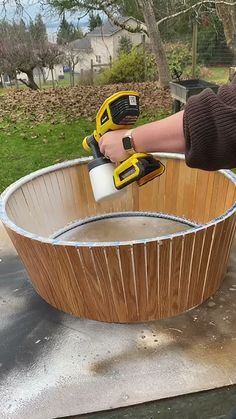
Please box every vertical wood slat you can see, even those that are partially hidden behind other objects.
[102,246,129,322]
[168,235,184,316]
[132,242,149,320]
[77,246,108,320]
[202,172,215,223]
[67,166,91,220]
[158,239,171,318]
[168,160,181,217]
[67,246,109,320]
[6,227,64,311]
[214,175,230,219]
[88,247,120,321]
[177,234,195,313]
[138,158,168,213]
[208,174,222,221]
[215,214,236,291]
[164,159,176,214]
[154,158,167,214]
[176,161,190,219]
[48,174,72,232]
[225,182,236,211]
[193,224,216,304]
[186,229,207,308]
[200,220,226,301]
[145,240,159,319]
[33,176,59,233]
[192,171,210,223]
[24,182,48,235]
[116,245,140,321]
[9,190,35,232]
[2,157,236,323]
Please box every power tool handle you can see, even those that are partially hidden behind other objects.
[87,134,104,159]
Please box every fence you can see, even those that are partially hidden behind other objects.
[56,57,112,86]
[188,16,234,84]
[89,57,112,85]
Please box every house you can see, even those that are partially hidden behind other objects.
[70,16,148,74]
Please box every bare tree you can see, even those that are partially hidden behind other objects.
[0,20,40,89]
[216,1,236,63]
[138,0,170,88]
[38,42,64,88]
[64,45,80,86]
[0,19,63,89]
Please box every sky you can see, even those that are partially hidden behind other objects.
[0,0,88,37]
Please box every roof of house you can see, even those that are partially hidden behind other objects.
[69,16,144,51]
[87,16,142,37]
[69,37,92,50]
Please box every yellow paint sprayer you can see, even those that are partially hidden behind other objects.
[82,91,165,202]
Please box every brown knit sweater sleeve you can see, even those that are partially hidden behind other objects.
[183,84,236,170]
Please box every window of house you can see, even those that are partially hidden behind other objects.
[96,55,101,63]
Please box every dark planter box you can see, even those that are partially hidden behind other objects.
[169,79,219,104]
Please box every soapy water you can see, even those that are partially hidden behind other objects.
[53,213,194,243]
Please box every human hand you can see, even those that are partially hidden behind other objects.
[99,130,130,163]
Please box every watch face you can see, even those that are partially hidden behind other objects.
[123,136,132,150]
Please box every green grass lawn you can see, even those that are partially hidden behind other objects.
[0,109,168,194]
[202,66,229,85]
[0,119,93,193]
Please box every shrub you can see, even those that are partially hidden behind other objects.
[98,42,194,85]
[166,42,192,79]
[98,47,158,85]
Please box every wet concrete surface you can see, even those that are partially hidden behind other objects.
[69,386,236,419]
[1,222,236,419]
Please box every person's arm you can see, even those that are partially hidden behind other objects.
[99,111,185,163]
[184,85,236,170]
[99,84,236,170]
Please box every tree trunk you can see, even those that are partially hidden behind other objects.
[72,64,75,86]
[68,60,73,87]
[19,69,39,90]
[139,0,170,88]
[42,68,47,84]
[27,69,39,90]
[1,74,4,88]
[192,19,198,78]
[13,71,19,89]
[216,2,236,64]
[51,67,55,89]
[38,67,42,89]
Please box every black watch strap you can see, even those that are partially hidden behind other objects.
[122,130,136,154]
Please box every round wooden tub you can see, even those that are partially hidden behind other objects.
[1,154,236,323]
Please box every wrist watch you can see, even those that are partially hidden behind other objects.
[122,129,136,155]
